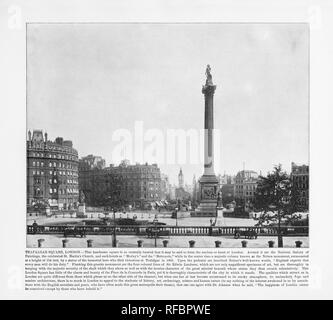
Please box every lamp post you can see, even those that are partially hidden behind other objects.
[112,208,117,247]
[215,203,218,225]
[152,214,159,248]
[176,199,181,227]
[175,208,178,227]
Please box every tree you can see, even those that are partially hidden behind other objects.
[254,164,306,247]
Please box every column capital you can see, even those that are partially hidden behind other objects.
[202,84,217,95]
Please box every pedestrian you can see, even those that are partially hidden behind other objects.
[32,220,38,234]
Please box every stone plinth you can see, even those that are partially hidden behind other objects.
[215,207,226,226]
[216,207,223,218]
[77,204,86,218]
[45,207,52,217]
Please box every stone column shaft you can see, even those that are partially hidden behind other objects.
[202,85,216,176]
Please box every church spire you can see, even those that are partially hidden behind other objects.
[178,168,184,189]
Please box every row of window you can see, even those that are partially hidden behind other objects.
[34,187,79,195]
[123,187,160,191]
[299,191,308,197]
[32,161,77,170]
[115,168,160,173]
[235,179,258,184]
[58,171,78,177]
[32,170,78,178]
[292,168,309,174]
[100,175,160,180]
[293,176,308,181]
[121,194,160,199]
[294,183,308,189]
[45,146,74,153]
[47,178,78,185]
[84,178,162,187]
[30,152,78,161]
[122,182,161,187]
[56,188,79,195]
[235,191,255,196]
[32,170,45,176]
[235,185,257,190]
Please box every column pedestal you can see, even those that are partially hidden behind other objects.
[215,206,226,226]
[45,207,52,217]
[77,203,86,218]
[193,175,219,217]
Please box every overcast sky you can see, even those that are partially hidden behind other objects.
[27,23,308,185]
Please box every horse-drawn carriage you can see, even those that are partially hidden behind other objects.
[234,227,258,239]
[63,226,86,238]
[145,222,170,238]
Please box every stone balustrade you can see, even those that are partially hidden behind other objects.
[27,224,309,237]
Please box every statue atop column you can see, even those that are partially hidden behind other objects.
[205,64,214,86]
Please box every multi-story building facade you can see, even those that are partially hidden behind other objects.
[217,174,235,203]
[160,173,171,201]
[221,184,235,204]
[80,154,106,170]
[234,170,259,204]
[291,162,309,210]
[27,130,79,210]
[79,158,162,208]
[110,161,162,207]
[78,155,108,205]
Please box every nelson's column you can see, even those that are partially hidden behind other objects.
[194,65,220,217]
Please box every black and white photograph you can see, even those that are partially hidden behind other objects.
[26,23,309,249]
[4,0,333,303]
